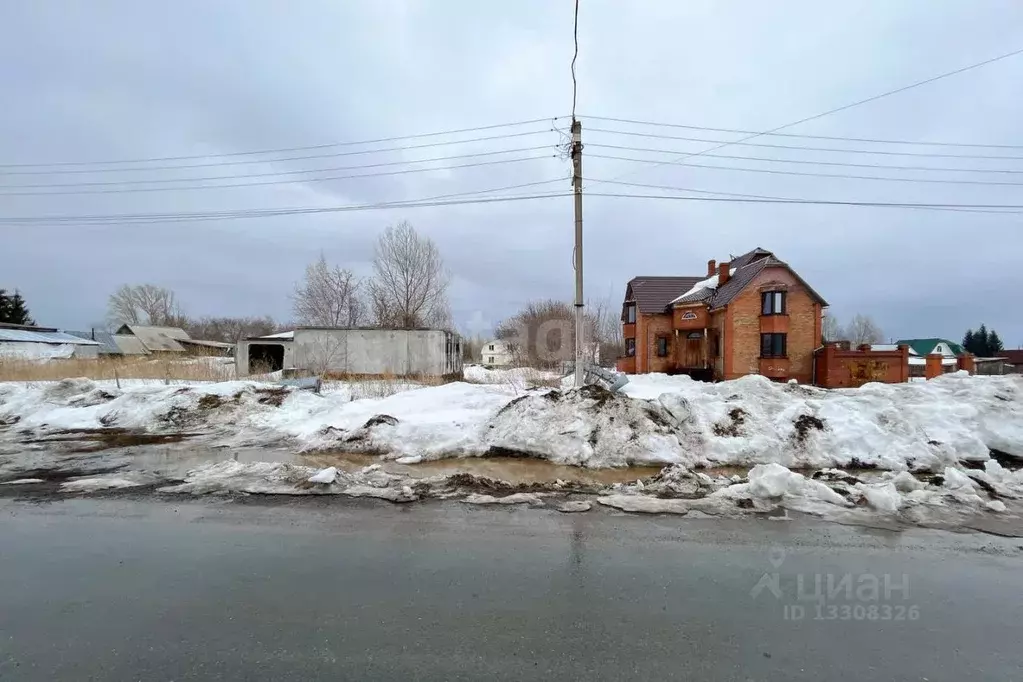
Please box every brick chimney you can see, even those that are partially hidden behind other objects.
[707,259,716,277]
[718,261,730,287]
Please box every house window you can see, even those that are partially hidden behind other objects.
[488,344,494,351]
[761,333,787,358]
[488,356,494,364]
[625,338,636,357]
[626,304,636,324]
[656,336,669,357]
[761,291,786,315]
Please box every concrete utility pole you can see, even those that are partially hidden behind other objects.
[572,119,585,388]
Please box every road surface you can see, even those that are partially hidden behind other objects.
[1,496,1020,681]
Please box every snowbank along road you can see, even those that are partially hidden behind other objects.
[1,369,1022,531]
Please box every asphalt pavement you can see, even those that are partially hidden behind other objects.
[1,495,1021,681]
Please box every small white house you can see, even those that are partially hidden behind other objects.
[480,339,514,367]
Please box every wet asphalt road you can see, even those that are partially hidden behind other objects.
[1,496,1021,681]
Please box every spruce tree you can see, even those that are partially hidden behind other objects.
[0,289,10,323]
[987,329,1004,355]
[7,291,33,325]
[976,324,990,356]
[962,329,975,355]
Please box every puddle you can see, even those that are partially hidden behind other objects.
[298,452,666,486]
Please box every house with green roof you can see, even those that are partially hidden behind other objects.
[895,338,964,358]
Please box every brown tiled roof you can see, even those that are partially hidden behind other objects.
[1001,349,1023,365]
[624,248,827,315]
[626,276,703,314]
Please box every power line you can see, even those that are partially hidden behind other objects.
[0,154,557,196]
[597,46,1023,184]
[7,184,1023,227]
[0,129,556,176]
[586,126,1023,161]
[0,117,566,169]
[0,177,572,224]
[0,146,554,189]
[589,152,1023,186]
[587,142,1023,174]
[588,179,1023,214]
[584,115,1023,150]
[582,192,1023,213]
[0,192,573,227]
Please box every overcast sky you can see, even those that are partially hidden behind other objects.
[2,1,1022,345]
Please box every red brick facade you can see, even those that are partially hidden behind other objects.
[617,251,825,384]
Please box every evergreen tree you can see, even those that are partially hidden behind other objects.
[962,329,975,354]
[987,329,1004,355]
[976,323,990,356]
[6,290,33,325]
[0,289,10,323]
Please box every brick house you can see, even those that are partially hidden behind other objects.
[617,247,827,383]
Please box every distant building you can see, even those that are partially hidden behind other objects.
[235,327,463,379]
[895,338,964,378]
[64,330,122,355]
[114,324,233,356]
[480,339,514,367]
[0,322,101,360]
[1002,350,1023,374]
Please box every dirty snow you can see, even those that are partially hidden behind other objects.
[2,372,1023,476]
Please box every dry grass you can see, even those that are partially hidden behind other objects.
[0,355,236,384]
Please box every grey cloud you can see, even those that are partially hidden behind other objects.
[1,0,1022,347]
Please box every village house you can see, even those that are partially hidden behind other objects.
[617,247,827,383]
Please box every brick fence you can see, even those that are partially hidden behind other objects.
[813,343,910,388]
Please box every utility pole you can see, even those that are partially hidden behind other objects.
[572,119,585,388]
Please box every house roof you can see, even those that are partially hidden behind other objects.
[1001,349,1023,365]
[64,330,121,354]
[895,338,964,357]
[625,247,827,315]
[0,328,101,345]
[179,338,234,349]
[112,335,151,355]
[115,325,190,352]
[626,276,704,314]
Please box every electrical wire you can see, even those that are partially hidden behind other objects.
[0,146,554,189]
[581,192,1023,213]
[587,178,1023,214]
[0,177,572,224]
[588,153,1023,186]
[586,142,1023,174]
[0,129,557,176]
[585,126,1023,161]
[0,117,567,169]
[596,46,1023,184]
[0,154,557,196]
[584,115,1023,150]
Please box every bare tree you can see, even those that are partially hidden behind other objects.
[495,299,602,369]
[368,221,450,329]
[183,316,280,343]
[845,313,884,345]
[297,334,348,378]
[822,314,844,343]
[107,284,186,327]
[292,254,365,327]
[589,291,624,366]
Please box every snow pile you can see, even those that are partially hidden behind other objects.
[2,372,1022,474]
[616,373,1023,471]
[484,384,689,467]
[159,460,417,501]
[463,365,561,388]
